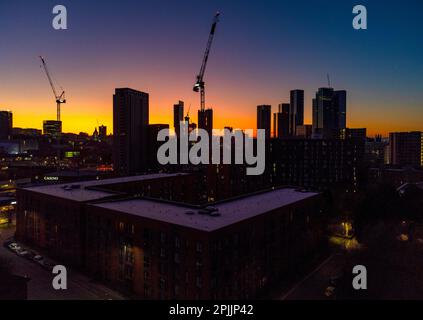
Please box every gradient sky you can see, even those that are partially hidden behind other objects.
[0,0,422,136]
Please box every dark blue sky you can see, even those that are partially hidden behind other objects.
[0,0,422,134]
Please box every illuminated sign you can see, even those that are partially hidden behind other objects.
[65,151,80,158]
[44,176,59,181]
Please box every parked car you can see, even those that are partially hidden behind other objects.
[24,250,37,260]
[16,249,30,257]
[33,255,43,262]
[8,242,21,252]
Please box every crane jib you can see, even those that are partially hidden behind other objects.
[211,23,216,34]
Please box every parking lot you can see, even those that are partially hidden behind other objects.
[0,223,125,300]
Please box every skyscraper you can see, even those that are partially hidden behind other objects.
[113,88,149,175]
[99,125,107,141]
[389,132,423,168]
[312,87,347,139]
[274,103,290,138]
[198,108,213,136]
[334,90,347,129]
[290,90,304,136]
[273,113,277,138]
[257,105,271,141]
[0,111,13,140]
[43,120,62,138]
[173,101,184,137]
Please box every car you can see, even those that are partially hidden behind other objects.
[33,255,43,262]
[24,251,37,260]
[8,242,21,252]
[16,249,30,257]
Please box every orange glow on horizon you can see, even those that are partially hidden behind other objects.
[9,99,423,138]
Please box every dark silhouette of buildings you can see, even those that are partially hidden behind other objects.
[365,135,388,167]
[257,105,271,141]
[312,88,347,139]
[198,108,213,136]
[11,128,42,137]
[273,103,290,138]
[0,111,13,140]
[173,101,184,137]
[334,90,347,129]
[389,131,423,168]
[99,125,107,141]
[270,136,364,190]
[113,88,149,175]
[43,120,62,137]
[290,90,304,136]
[296,125,312,138]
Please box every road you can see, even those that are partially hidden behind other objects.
[0,224,125,300]
[279,253,346,300]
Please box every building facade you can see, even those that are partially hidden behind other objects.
[113,88,149,175]
[270,137,364,190]
[289,90,304,136]
[0,111,13,140]
[274,103,290,138]
[173,101,184,138]
[389,132,423,168]
[257,105,271,141]
[198,109,213,137]
[312,88,347,139]
[16,174,325,299]
[43,120,62,137]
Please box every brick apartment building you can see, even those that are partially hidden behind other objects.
[16,173,326,299]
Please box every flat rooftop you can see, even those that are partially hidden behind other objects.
[91,188,320,232]
[21,173,189,202]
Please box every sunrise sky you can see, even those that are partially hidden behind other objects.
[0,0,422,136]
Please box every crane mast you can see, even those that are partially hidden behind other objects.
[193,12,220,112]
[39,56,66,122]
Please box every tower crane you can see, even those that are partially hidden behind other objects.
[39,56,66,122]
[193,12,220,112]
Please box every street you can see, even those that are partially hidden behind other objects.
[0,224,125,300]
